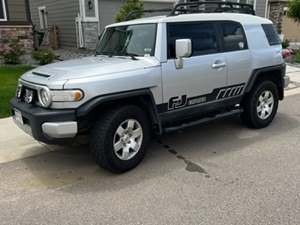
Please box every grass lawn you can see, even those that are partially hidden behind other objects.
[0,65,34,118]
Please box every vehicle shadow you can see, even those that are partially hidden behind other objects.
[19,111,300,194]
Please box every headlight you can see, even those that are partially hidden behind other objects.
[38,88,84,108]
[51,90,84,102]
[38,87,52,107]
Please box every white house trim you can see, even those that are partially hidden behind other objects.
[79,0,99,22]
[264,0,269,18]
[0,0,7,21]
[38,6,48,30]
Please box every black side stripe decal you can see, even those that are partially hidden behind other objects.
[157,83,245,113]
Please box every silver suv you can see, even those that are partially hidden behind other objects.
[11,3,289,172]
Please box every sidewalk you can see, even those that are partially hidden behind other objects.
[0,118,56,164]
[286,65,300,94]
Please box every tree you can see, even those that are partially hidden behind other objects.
[287,0,300,23]
[115,0,144,22]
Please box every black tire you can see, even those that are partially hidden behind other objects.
[90,105,151,173]
[241,80,279,129]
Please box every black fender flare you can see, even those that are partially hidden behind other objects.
[245,64,286,97]
[76,89,162,134]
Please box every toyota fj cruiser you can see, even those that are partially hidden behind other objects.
[11,2,289,173]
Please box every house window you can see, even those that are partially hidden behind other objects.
[0,0,7,21]
[80,0,99,22]
[85,0,95,17]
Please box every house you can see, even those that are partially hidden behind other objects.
[267,0,300,45]
[28,0,288,50]
[29,0,177,50]
[0,0,33,53]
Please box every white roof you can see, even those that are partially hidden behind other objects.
[107,13,272,28]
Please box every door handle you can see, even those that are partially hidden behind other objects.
[212,62,226,69]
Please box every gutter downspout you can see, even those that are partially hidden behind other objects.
[265,0,269,18]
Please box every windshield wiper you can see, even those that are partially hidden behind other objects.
[123,53,139,60]
[95,51,115,57]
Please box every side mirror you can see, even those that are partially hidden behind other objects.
[175,39,192,69]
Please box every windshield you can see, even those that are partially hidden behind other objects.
[96,23,157,57]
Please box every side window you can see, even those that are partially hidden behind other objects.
[261,24,281,46]
[220,22,248,52]
[167,22,219,58]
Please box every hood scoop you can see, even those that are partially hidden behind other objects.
[32,71,51,78]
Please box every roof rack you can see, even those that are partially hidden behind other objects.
[169,1,255,16]
[125,1,255,21]
[125,8,172,21]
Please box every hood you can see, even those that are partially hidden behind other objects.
[21,56,160,87]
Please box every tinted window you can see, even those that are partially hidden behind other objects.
[167,22,219,58]
[261,24,281,46]
[221,22,248,52]
[0,0,4,19]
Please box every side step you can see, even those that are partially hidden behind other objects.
[163,109,243,133]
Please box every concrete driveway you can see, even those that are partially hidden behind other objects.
[0,65,300,225]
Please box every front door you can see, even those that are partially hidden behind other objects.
[161,22,227,112]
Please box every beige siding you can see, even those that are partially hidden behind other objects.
[30,0,79,48]
[7,0,27,21]
[282,16,300,42]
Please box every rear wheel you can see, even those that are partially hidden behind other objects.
[90,105,151,173]
[241,81,279,128]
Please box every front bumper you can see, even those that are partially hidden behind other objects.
[10,98,78,144]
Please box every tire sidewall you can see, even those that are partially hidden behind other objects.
[250,81,279,128]
[102,106,150,172]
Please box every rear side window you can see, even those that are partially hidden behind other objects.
[261,24,281,46]
[167,22,219,58]
[220,22,248,52]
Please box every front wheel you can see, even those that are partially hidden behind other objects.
[241,81,279,129]
[90,105,151,173]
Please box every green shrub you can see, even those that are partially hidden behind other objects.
[0,39,25,64]
[287,0,300,23]
[115,0,144,22]
[295,51,300,63]
[282,39,290,49]
[32,49,56,65]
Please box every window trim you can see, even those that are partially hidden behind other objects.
[166,21,221,59]
[218,21,249,53]
[0,0,7,21]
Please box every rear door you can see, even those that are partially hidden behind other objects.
[218,21,252,89]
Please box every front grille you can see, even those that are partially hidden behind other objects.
[16,85,38,104]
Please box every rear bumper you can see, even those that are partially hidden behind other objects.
[10,98,77,144]
[284,76,290,88]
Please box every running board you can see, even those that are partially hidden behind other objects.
[163,109,243,133]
